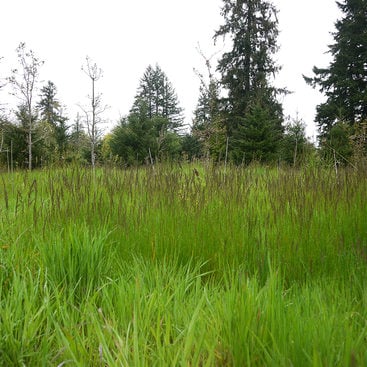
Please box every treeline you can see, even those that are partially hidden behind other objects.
[0,0,366,170]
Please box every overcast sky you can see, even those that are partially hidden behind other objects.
[1,0,341,140]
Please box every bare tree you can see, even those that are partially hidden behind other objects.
[0,56,5,98]
[8,42,44,170]
[0,56,9,124]
[80,56,108,168]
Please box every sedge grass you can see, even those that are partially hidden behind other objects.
[0,164,366,365]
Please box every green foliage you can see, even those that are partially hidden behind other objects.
[350,120,367,167]
[0,118,22,168]
[180,134,204,161]
[281,116,315,166]
[67,114,90,164]
[132,64,184,132]
[38,81,69,160]
[215,0,281,111]
[192,76,226,160]
[0,166,367,365]
[13,105,44,167]
[214,0,285,163]
[319,121,354,165]
[304,0,367,136]
[230,99,284,164]
[110,66,185,164]
[7,42,44,170]
[39,224,114,302]
[109,102,157,165]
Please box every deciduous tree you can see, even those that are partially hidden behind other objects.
[192,48,225,160]
[80,57,108,168]
[8,42,44,169]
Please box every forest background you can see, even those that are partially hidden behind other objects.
[0,0,366,170]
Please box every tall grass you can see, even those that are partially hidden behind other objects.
[0,164,366,365]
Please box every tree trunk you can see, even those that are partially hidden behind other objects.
[91,76,96,168]
[28,106,32,170]
[28,130,32,170]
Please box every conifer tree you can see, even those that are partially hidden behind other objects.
[214,0,284,163]
[38,81,69,159]
[132,64,184,132]
[111,64,184,163]
[304,0,367,137]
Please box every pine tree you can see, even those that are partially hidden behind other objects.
[214,0,284,162]
[304,0,367,136]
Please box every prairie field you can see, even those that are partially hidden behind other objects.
[0,164,367,366]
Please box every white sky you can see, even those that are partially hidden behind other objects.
[1,0,341,140]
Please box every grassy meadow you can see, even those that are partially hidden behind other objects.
[0,163,367,366]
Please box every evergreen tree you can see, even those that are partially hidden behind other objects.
[110,95,182,165]
[110,99,157,165]
[110,65,184,164]
[214,0,284,162]
[281,115,313,166]
[230,98,283,164]
[180,134,203,161]
[38,81,60,125]
[0,120,25,169]
[132,64,184,132]
[192,52,225,160]
[319,121,354,165]
[304,0,367,136]
[0,118,16,169]
[38,81,69,160]
[69,113,90,163]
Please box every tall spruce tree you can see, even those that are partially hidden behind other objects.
[214,0,284,163]
[132,64,184,132]
[38,81,60,125]
[109,66,184,164]
[304,0,367,137]
[38,81,69,159]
